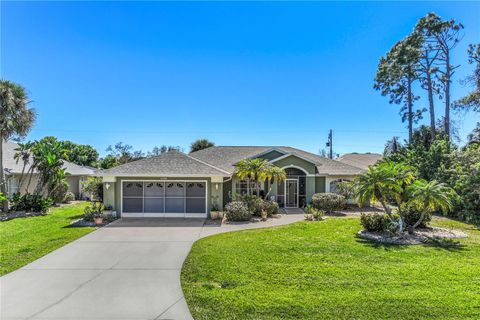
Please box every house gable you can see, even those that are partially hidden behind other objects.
[254,149,286,161]
[271,154,316,175]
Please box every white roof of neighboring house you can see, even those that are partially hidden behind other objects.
[337,153,382,170]
[2,140,96,176]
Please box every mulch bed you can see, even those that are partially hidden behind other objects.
[205,214,284,226]
[358,227,468,245]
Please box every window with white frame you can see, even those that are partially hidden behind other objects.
[7,177,20,197]
[329,179,351,193]
[234,179,259,196]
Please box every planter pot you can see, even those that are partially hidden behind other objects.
[94,217,103,226]
[210,211,220,220]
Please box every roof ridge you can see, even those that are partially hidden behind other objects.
[185,153,231,175]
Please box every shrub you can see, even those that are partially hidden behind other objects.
[81,177,103,201]
[262,200,279,217]
[84,201,105,221]
[304,204,325,221]
[10,193,53,213]
[360,213,400,233]
[335,181,355,199]
[239,194,264,216]
[225,201,251,221]
[312,193,346,213]
[64,192,75,203]
[401,203,431,229]
[50,180,69,204]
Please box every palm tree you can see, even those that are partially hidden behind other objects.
[32,140,68,195]
[264,165,286,198]
[354,163,398,214]
[234,158,285,197]
[406,179,456,233]
[0,80,36,211]
[14,141,34,192]
[190,139,215,153]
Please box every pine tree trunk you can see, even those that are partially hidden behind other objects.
[427,71,436,140]
[407,76,413,143]
[0,136,9,212]
[445,51,451,140]
[424,52,436,140]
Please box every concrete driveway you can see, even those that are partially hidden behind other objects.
[1,215,303,320]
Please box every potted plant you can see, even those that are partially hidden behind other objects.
[84,201,105,226]
[210,203,220,220]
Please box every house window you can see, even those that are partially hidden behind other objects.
[330,179,351,193]
[235,179,258,196]
[7,177,19,197]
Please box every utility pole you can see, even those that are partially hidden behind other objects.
[326,129,333,159]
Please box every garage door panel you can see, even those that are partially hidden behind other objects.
[186,198,206,213]
[144,182,164,196]
[144,198,165,213]
[165,198,185,213]
[123,198,143,213]
[123,182,143,197]
[186,182,206,197]
[166,182,185,197]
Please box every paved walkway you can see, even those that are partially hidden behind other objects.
[1,214,304,320]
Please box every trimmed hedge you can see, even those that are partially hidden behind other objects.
[312,193,346,213]
[360,213,400,233]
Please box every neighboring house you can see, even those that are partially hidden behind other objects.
[337,153,382,170]
[2,140,96,199]
[98,146,365,218]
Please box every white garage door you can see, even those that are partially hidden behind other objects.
[121,181,207,218]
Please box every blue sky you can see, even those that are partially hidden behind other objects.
[2,1,479,157]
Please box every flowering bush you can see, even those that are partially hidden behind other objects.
[225,201,251,221]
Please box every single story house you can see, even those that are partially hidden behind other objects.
[2,140,96,199]
[98,146,366,218]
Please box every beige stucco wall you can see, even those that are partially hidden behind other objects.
[7,174,86,199]
[103,182,116,209]
[66,176,80,198]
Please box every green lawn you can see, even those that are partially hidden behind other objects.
[181,217,480,320]
[0,202,95,276]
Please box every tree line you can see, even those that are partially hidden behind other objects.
[374,12,479,142]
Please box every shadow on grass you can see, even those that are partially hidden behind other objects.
[355,237,407,251]
[422,237,467,252]
[69,214,85,220]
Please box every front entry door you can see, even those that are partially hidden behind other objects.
[285,179,298,208]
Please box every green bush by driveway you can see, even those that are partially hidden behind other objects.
[0,202,95,275]
[181,217,480,320]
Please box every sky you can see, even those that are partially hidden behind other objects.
[1,1,479,157]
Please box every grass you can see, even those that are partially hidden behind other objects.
[181,216,480,320]
[0,202,95,275]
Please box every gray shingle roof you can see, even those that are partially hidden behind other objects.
[337,153,382,170]
[2,141,95,176]
[97,150,230,177]
[189,146,364,176]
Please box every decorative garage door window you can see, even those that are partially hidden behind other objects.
[122,181,206,214]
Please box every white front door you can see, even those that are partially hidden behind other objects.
[285,179,298,208]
